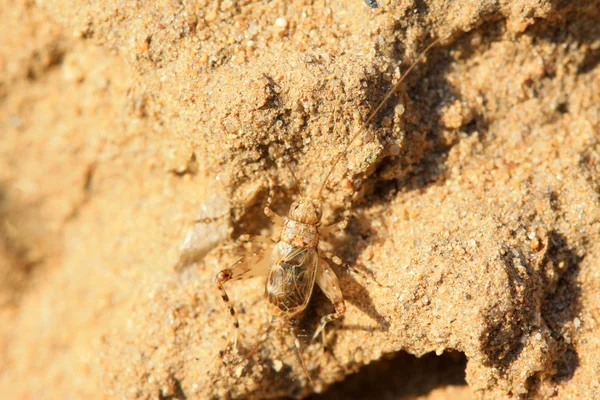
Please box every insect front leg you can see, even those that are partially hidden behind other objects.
[319,208,350,239]
[263,175,285,225]
[320,189,360,239]
[312,257,347,351]
[216,247,271,348]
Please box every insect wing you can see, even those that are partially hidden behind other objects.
[266,242,318,316]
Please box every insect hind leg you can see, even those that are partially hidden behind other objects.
[289,323,314,386]
[312,257,347,351]
[215,248,271,348]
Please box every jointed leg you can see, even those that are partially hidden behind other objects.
[264,175,285,225]
[313,257,347,351]
[322,249,378,284]
[320,181,361,238]
[236,233,275,246]
[194,213,228,224]
[289,323,314,386]
[319,209,350,238]
[320,250,344,268]
[215,248,271,347]
[220,322,274,377]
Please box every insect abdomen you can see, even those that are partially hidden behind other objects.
[266,242,318,318]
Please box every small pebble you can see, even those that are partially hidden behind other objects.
[395,104,405,116]
[530,237,540,250]
[272,359,283,372]
[275,17,287,28]
[235,365,244,378]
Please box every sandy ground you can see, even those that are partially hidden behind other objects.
[1,0,599,399]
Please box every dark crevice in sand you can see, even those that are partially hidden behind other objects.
[307,351,468,400]
[541,232,584,384]
[4,0,600,398]
[0,184,45,306]
[578,47,600,75]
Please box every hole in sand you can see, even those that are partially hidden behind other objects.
[308,350,470,400]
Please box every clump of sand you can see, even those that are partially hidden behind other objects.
[1,0,599,399]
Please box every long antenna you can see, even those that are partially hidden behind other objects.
[282,158,303,192]
[317,35,448,198]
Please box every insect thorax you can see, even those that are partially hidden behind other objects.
[280,219,319,248]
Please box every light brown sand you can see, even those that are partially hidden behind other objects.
[1,0,599,399]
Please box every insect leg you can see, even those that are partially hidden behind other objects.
[289,323,314,386]
[320,186,358,238]
[236,233,275,246]
[312,257,347,350]
[320,248,389,289]
[211,234,275,266]
[215,247,271,347]
[193,213,228,224]
[320,250,344,268]
[264,175,285,225]
[319,210,350,238]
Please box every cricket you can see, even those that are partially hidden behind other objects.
[212,35,447,383]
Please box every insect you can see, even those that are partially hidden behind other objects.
[214,36,447,382]
[364,0,379,8]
